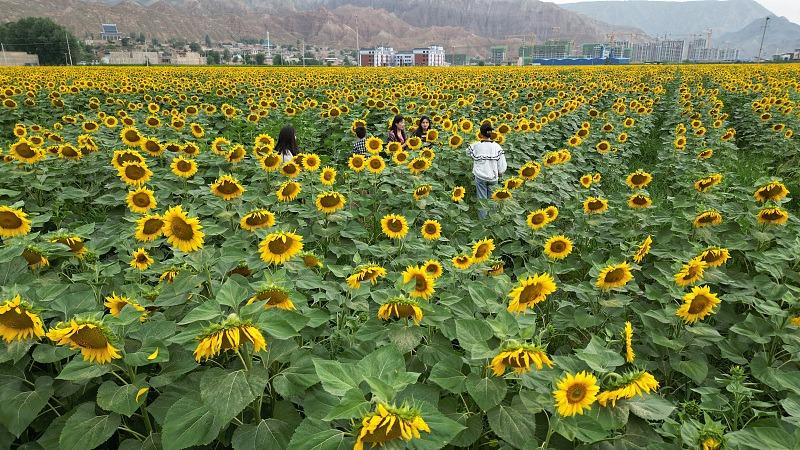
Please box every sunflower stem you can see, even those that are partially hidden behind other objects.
[541,413,559,449]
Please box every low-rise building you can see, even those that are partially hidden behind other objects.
[105,51,160,65]
[0,51,39,66]
[413,46,445,66]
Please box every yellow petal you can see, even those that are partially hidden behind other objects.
[136,387,149,402]
[147,348,159,360]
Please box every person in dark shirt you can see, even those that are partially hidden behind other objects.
[352,125,367,155]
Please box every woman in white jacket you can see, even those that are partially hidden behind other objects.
[466,123,507,219]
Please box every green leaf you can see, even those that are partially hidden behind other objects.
[0,375,53,437]
[232,419,292,450]
[626,395,675,421]
[200,368,259,424]
[287,419,351,450]
[96,381,142,417]
[670,356,708,384]
[575,335,625,372]
[56,357,111,381]
[487,401,538,449]
[465,374,507,411]
[161,397,222,450]
[312,359,360,396]
[119,433,162,450]
[429,358,466,394]
[726,426,797,449]
[31,344,78,363]
[216,276,249,309]
[455,319,494,358]
[273,354,318,398]
[59,403,121,450]
[323,389,370,420]
[178,300,221,325]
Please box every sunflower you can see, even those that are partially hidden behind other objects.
[452,254,473,270]
[272,183,301,205]
[633,235,653,263]
[757,207,789,225]
[526,209,549,230]
[490,342,554,376]
[210,137,230,155]
[407,157,431,175]
[597,370,659,407]
[366,155,386,174]
[627,193,652,209]
[420,220,442,241]
[393,150,409,165]
[347,264,387,289]
[52,235,87,259]
[697,149,714,159]
[140,138,164,156]
[504,177,524,190]
[209,175,245,201]
[260,152,282,172]
[240,209,275,231]
[674,257,707,287]
[353,403,430,450]
[595,140,611,154]
[247,285,295,310]
[701,438,722,450]
[300,251,323,268]
[117,161,153,187]
[135,214,164,242]
[422,259,443,280]
[625,170,652,189]
[315,191,346,214]
[320,166,337,185]
[302,153,321,171]
[583,197,609,214]
[596,262,633,291]
[451,186,465,202]
[753,181,789,202]
[567,135,582,147]
[508,273,557,313]
[413,185,432,201]
[125,187,157,214]
[677,285,720,324]
[426,129,438,142]
[9,139,45,164]
[160,268,179,283]
[0,295,45,342]
[127,247,154,270]
[471,238,495,264]
[190,122,205,138]
[349,154,366,172]
[0,206,31,238]
[259,231,303,265]
[104,293,146,318]
[693,210,723,228]
[378,296,423,324]
[365,137,383,154]
[280,161,301,178]
[168,156,197,178]
[162,206,204,252]
[226,145,246,163]
[544,235,573,260]
[553,371,599,417]
[402,265,436,299]
[387,141,402,154]
[448,134,464,149]
[698,247,729,267]
[381,214,409,239]
[120,126,143,147]
[580,174,593,188]
[57,144,82,160]
[491,188,513,201]
[47,319,121,364]
[519,161,541,180]
[22,247,49,270]
[111,149,145,170]
[193,317,267,362]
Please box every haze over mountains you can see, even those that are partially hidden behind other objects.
[0,0,798,58]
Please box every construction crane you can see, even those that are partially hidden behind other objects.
[505,34,536,64]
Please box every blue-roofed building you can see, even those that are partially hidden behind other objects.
[101,24,122,41]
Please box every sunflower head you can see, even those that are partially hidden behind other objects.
[194,316,267,362]
[596,262,633,291]
[259,231,304,265]
[553,371,600,417]
[247,285,295,310]
[240,209,275,231]
[46,318,121,364]
[451,186,466,202]
[626,170,653,189]
[0,295,45,342]
[490,342,554,376]
[380,214,409,240]
[402,265,436,299]
[355,403,430,450]
[583,197,609,215]
[378,296,423,324]
[130,247,154,270]
[471,238,495,263]
[544,235,573,260]
[677,285,720,324]
[757,207,789,226]
[508,273,557,313]
[0,206,32,238]
[349,154,366,172]
[315,191,347,214]
[162,206,204,253]
[320,166,337,186]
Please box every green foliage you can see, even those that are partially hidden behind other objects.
[0,17,85,65]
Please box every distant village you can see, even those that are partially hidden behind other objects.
[3,22,800,67]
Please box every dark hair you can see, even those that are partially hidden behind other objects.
[479,123,494,140]
[355,125,367,139]
[390,115,406,141]
[274,125,298,156]
[413,116,431,138]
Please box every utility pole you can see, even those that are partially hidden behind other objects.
[757,17,770,62]
[302,40,305,66]
[1,43,7,66]
[65,31,73,65]
[266,31,271,58]
[356,27,359,67]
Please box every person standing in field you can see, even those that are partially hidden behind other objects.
[466,122,507,219]
[387,115,408,149]
[352,125,368,155]
[275,125,298,163]
[412,115,432,143]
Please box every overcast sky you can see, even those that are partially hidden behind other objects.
[545,0,800,24]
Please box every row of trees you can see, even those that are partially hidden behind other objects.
[0,17,86,65]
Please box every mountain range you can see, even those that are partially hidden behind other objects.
[0,0,798,59]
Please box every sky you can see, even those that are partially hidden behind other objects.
[545,0,800,24]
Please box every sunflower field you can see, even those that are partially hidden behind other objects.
[0,65,799,449]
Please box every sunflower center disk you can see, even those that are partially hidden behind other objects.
[133,193,151,207]
[126,165,146,179]
[71,326,109,349]
[388,220,403,232]
[177,161,192,171]
[320,195,340,208]
[604,268,626,283]
[519,284,544,304]
[171,218,195,240]
[0,211,23,229]
[17,143,36,158]
[0,309,34,329]
[217,181,240,195]
[246,214,268,226]
[688,295,710,314]
[567,385,586,403]
[143,219,163,234]
[267,238,293,255]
